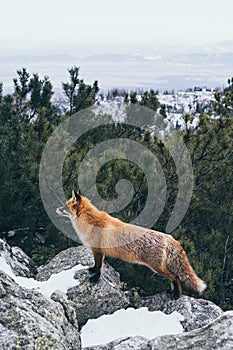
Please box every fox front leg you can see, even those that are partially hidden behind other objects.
[89,249,104,283]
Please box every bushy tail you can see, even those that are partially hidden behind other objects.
[167,241,207,294]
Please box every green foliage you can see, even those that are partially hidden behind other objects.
[124,89,160,112]
[62,66,99,114]
[214,78,233,117]
[139,89,160,111]
[177,81,233,308]
[0,67,98,262]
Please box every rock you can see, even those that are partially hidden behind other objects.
[1,242,231,350]
[84,336,150,350]
[51,290,78,328]
[35,245,225,346]
[36,245,93,281]
[0,271,81,349]
[84,312,233,350]
[36,246,130,326]
[150,311,233,350]
[0,238,34,277]
[130,292,223,331]
[67,263,130,327]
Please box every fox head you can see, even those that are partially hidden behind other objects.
[56,190,83,219]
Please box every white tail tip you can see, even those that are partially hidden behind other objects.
[198,280,207,294]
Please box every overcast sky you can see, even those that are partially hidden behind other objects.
[1,0,233,54]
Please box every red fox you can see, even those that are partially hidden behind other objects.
[56,190,206,297]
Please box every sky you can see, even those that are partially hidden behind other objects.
[1,0,233,55]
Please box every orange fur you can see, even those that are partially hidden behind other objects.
[57,191,206,297]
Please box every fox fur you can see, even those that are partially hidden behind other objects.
[56,190,206,297]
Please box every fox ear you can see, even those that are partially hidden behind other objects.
[78,189,84,196]
[72,190,81,202]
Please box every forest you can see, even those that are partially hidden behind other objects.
[0,67,232,310]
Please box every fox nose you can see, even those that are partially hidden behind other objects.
[56,207,63,215]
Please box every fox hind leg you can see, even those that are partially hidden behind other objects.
[170,276,182,299]
[154,265,182,299]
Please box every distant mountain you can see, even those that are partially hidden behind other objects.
[0,41,232,91]
[167,52,233,67]
[0,54,77,64]
[81,53,146,63]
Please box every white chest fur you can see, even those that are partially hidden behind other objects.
[70,216,90,246]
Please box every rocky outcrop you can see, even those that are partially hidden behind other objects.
[149,311,233,350]
[130,293,222,331]
[1,241,232,349]
[84,312,233,350]
[36,246,130,326]
[0,271,80,350]
[36,246,223,330]
[83,336,151,350]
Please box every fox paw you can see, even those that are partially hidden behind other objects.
[171,290,181,300]
[89,273,100,284]
[88,266,97,274]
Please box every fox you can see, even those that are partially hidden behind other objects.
[56,190,206,298]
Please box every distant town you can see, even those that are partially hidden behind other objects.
[78,86,216,131]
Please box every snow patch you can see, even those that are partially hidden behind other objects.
[81,307,184,347]
[0,254,88,298]
[1,252,185,347]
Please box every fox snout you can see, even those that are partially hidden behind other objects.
[56,205,71,218]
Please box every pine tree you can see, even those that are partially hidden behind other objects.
[62,66,99,115]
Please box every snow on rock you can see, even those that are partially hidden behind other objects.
[81,307,184,348]
[36,246,131,326]
[0,238,33,277]
[0,271,80,350]
[130,293,223,332]
[0,249,87,298]
[149,311,233,350]
[83,312,233,350]
[0,239,90,298]
[0,243,231,350]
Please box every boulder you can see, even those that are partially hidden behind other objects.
[1,242,231,350]
[36,245,226,348]
[130,292,222,331]
[84,336,150,350]
[36,246,130,326]
[150,311,233,350]
[0,271,81,350]
[84,312,233,350]
[0,238,34,277]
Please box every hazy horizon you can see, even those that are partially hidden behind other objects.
[1,0,233,50]
[1,0,233,91]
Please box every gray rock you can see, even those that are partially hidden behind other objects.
[1,243,231,350]
[84,312,233,350]
[84,336,150,350]
[36,246,94,281]
[36,246,130,326]
[51,290,78,328]
[35,245,225,348]
[0,271,81,350]
[150,311,233,350]
[130,292,223,331]
[67,263,130,327]
[0,238,34,277]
